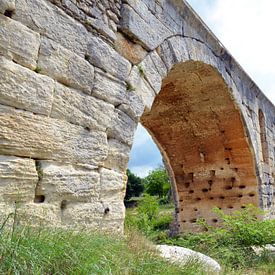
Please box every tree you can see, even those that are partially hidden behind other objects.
[143,167,171,198]
[125,169,144,200]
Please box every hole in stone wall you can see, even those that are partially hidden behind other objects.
[4,9,14,18]
[184,182,190,188]
[104,207,110,214]
[212,219,218,223]
[228,206,234,209]
[225,186,233,190]
[194,208,198,211]
[210,197,214,200]
[239,185,246,189]
[34,195,45,203]
[60,200,68,210]
[219,196,225,199]
[225,158,230,164]
[190,219,197,223]
[241,205,246,209]
[195,197,201,201]
[189,190,194,194]
[249,193,255,197]
[238,194,243,198]
[202,188,208,193]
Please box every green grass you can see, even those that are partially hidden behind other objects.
[125,197,275,274]
[0,221,205,274]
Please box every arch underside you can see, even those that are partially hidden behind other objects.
[141,61,259,232]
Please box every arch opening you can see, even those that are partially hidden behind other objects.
[140,61,260,232]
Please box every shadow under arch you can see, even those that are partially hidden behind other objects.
[139,60,259,233]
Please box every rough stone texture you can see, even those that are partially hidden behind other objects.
[38,38,94,94]
[0,0,274,233]
[0,155,38,203]
[0,14,40,70]
[0,57,54,116]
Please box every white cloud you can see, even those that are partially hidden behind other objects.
[188,0,275,104]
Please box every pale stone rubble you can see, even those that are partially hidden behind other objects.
[0,0,273,233]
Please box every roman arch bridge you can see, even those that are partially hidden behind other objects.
[0,0,274,233]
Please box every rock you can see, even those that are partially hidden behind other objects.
[120,2,172,50]
[14,0,88,56]
[38,38,94,94]
[0,14,40,69]
[0,57,54,116]
[51,82,114,132]
[87,35,131,81]
[92,69,127,106]
[0,106,108,166]
[156,245,221,274]
[128,66,156,113]
[252,244,275,256]
[104,138,131,172]
[115,32,148,64]
[36,161,100,204]
[107,109,137,146]
[0,155,38,203]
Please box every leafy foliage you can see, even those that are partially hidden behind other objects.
[143,167,170,198]
[125,169,144,200]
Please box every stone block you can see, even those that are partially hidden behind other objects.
[0,106,108,166]
[104,139,131,172]
[14,0,88,56]
[92,69,127,106]
[120,2,172,50]
[128,66,156,113]
[38,38,94,94]
[107,109,137,146]
[51,82,114,132]
[87,35,131,81]
[0,57,54,115]
[0,155,38,203]
[37,161,100,204]
[0,14,40,69]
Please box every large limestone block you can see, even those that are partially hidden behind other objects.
[17,203,61,227]
[36,162,100,205]
[0,57,54,115]
[0,14,40,69]
[87,36,131,81]
[104,139,131,172]
[128,66,156,113]
[107,109,137,146]
[38,38,94,94]
[14,0,88,56]
[120,3,172,50]
[92,69,127,106]
[0,107,108,166]
[51,82,114,132]
[100,168,127,200]
[0,155,38,203]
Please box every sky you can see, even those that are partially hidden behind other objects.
[128,0,275,178]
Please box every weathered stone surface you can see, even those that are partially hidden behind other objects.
[51,82,114,132]
[128,66,156,113]
[115,32,148,64]
[38,38,94,94]
[87,36,131,81]
[0,0,273,234]
[0,0,15,14]
[104,139,131,172]
[14,0,88,56]
[92,69,127,106]
[0,106,108,166]
[120,2,172,50]
[107,109,137,146]
[0,155,38,203]
[0,57,54,115]
[118,90,145,121]
[0,14,40,70]
[36,161,100,204]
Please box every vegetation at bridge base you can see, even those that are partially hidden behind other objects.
[126,200,275,274]
[0,211,205,275]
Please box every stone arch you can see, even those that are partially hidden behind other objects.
[129,36,260,232]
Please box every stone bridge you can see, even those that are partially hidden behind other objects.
[0,0,274,233]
